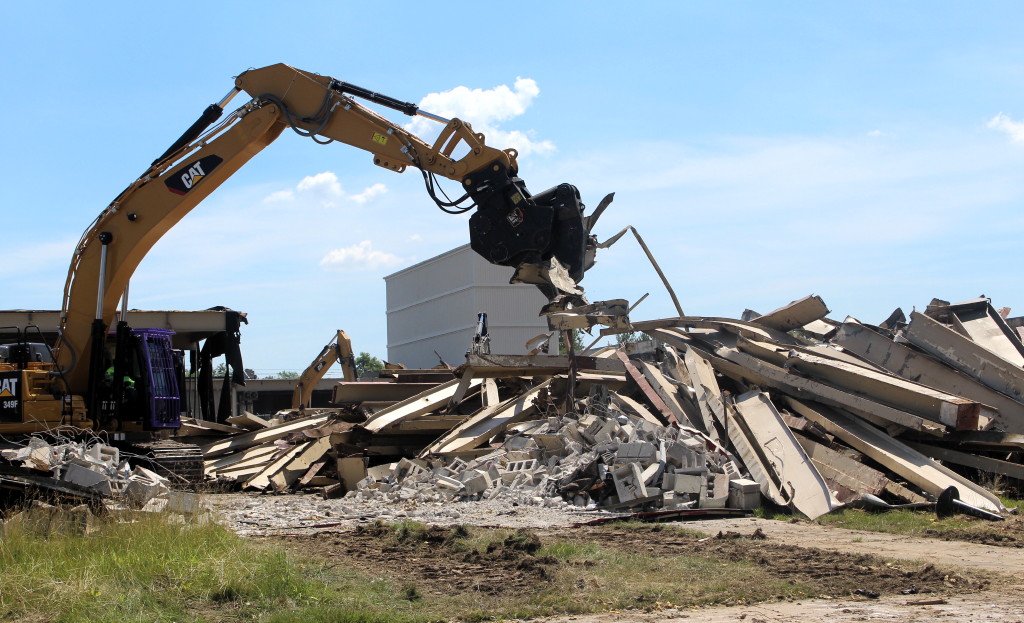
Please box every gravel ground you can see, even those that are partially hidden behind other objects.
[208,491,617,535]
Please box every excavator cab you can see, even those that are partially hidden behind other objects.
[96,326,183,431]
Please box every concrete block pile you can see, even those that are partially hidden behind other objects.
[0,436,204,513]
[347,406,752,512]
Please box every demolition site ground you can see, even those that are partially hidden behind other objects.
[203,493,1024,623]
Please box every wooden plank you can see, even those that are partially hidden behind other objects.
[729,390,842,520]
[783,396,1005,514]
[198,414,330,458]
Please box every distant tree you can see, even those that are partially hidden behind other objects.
[277,370,299,379]
[244,368,258,380]
[213,363,228,377]
[558,330,587,354]
[355,352,384,378]
[614,330,644,346]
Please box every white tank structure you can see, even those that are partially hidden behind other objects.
[385,245,550,369]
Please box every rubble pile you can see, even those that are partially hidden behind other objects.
[0,436,205,514]
[348,409,752,513]
[193,293,1024,522]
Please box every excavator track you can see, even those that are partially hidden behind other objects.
[126,440,205,488]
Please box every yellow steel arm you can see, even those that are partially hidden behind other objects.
[292,329,356,411]
[54,64,588,397]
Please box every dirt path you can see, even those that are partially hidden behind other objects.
[537,517,1024,623]
[540,588,1024,623]
[677,516,1024,578]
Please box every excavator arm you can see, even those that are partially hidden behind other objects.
[292,330,356,411]
[54,64,591,399]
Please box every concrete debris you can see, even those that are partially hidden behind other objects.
[0,436,210,515]
[189,294,1023,522]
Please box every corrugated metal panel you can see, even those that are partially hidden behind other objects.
[385,245,551,368]
[385,246,475,311]
[387,289,476,346]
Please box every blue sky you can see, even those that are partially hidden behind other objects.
[2,3,1023,376]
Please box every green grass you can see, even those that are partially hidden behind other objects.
[0,511,330,623]
[0,507,939,623]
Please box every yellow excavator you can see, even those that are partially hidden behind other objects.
[0,64,599,437]
[292,330,357,413]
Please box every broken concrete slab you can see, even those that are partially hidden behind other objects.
[422,379,553,456]
[834,319,1024,433]
[727,390,841,520]
[200,414,331,458]
[751,294,830,333]
[904,310,1024,405]
[925,297,1024,367]
[783,396,1006,514]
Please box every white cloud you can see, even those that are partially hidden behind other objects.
[296,171,343,195]
[988,113,1024,143]
[263,189,294,202]
[262,172,386,207]
[349,183,387,204]
[320,240,403,270]
[405,78,555,157]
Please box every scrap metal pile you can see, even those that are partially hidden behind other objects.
[195,294,1024,521]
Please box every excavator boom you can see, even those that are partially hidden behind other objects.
[47,64,592,431]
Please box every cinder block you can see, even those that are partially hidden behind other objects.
[611,462,648,502]
[435,475,464,491]
[533,434,567,455]
[459,469,492,495]
[727,478,761,510]
[391,458,424,482]
[616,442,657,464]
[663,472,703,494]
[62,462,112,495]
[166,491,200,514]
[701,473,730,509]
[641,461,665,485]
